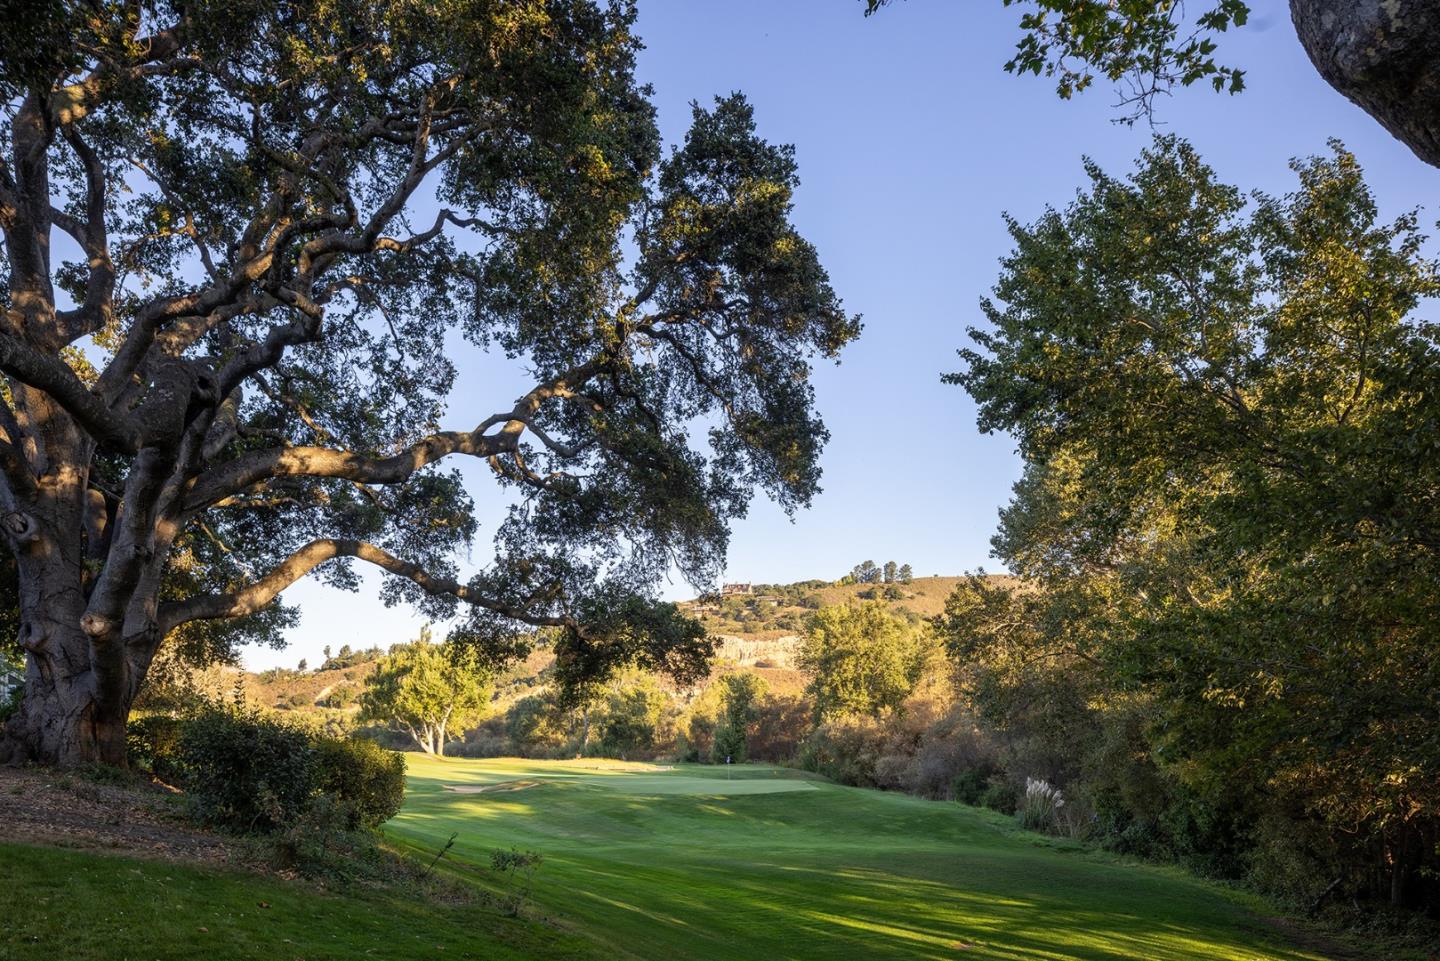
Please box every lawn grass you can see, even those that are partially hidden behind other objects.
[0,758,1349,960]
[0,840,601,961]
[389,756,1329,961]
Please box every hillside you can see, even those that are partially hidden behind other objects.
[683,575,1006,640]
[216,576,983,718]
[203,575,987,726]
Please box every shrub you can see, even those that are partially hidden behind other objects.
[1017,777,1065,833]
[749,693,809,762]
[177,707,317,831]
[321,684,358,708]
[952,764,1000,806]
[798,716,885,787]
[490,848,544,916]
[127,714,186,783]
[313,736,406,829]
[980,776,1019,815]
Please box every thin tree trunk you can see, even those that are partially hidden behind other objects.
[1390,842,1409,908]
[436,704,453,758]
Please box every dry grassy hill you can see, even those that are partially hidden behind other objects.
[682,575,1010,640]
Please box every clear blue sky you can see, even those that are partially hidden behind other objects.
[243,1,1438,669]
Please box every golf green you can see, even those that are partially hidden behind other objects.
[389,756,1323,961]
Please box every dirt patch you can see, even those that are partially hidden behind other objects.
[1257,916,1372,961]
[0,765,232,866]
[444,779,542,794]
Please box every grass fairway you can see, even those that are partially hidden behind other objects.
[0,841,601,961]
[390,756,1324,961]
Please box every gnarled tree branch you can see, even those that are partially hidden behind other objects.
[157,537,572,634]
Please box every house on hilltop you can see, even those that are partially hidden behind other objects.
[721,582,753,596]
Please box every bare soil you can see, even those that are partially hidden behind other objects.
[0,765,232,866]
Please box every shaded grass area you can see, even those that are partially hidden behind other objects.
[392,756,1328,961]
[0,841,601,961]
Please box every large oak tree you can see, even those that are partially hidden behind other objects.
[0,0,858,766]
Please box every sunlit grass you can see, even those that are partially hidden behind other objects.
[0,757,1344,960]
[0,841,599,961]
[390,755,1328,961]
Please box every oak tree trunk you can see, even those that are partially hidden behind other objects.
[3,637,131,767]
[1,594,154,768]
[0,480,162,768]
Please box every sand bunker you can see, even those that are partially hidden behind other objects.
[443,779,544,794]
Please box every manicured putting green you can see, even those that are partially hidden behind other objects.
[390,756,1325,961]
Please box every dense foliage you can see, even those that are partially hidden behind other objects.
[797,603,928,721]
[176,707,320,831]
[0,0,857,766]
[947,139,1440,912]
[359,629,492,755]
[312,735,407,830]
[147,705,404,832]
[710,671,766,763]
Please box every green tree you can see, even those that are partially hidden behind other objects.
[0,0,857,766]
[951,138,1440,908]
[359,629,491,756]
[850,560,881,584]
[882,560,897,583]
[798,603,926,721]
[897,563,913,584]
[865,2,1440,170]
[711,671,767,763]
[505,691,572,755]
[297,659,307,673]
[600,674,670,759]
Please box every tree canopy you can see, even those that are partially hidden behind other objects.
[799,602,927,720]
[360,628,490,756]
[0,0,858,765]
[949,137,1440,907]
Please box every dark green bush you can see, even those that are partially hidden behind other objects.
[979,776,1018,815]
[951,764,999,806]
[320,684,358,708]
[313,736,405,829]
[165,707,405,835]
[178,707,316,831]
